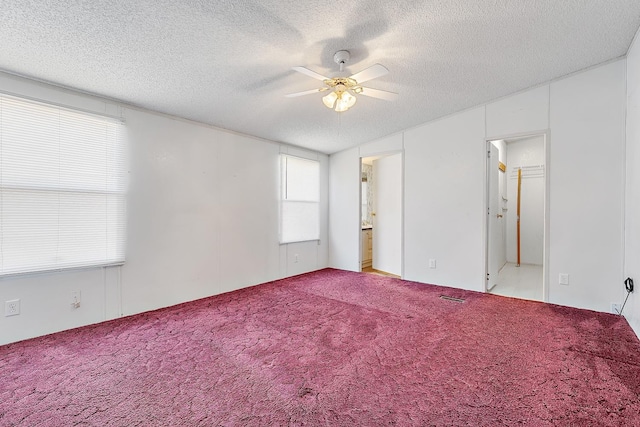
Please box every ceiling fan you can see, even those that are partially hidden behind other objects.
[286,50,398,112]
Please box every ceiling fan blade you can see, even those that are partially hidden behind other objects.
[358,87,398,101]
[285,87,329,98]
[349,64,389,84]
[292,66,330,81]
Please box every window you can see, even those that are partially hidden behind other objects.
[280,154,319,243]
[0,94,126,276]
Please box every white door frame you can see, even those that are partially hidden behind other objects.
[486,141,502,291]
[359,150,404,278]
[483,131,550,301]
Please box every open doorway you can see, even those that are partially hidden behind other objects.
[360,153,402,278]
[486,135,547,301]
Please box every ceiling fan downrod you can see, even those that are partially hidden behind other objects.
[333,50,350,72]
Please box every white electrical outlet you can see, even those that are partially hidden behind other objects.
[611,303,621,314]
[71,291,81,309]
[559,273,569,285]
[5,299,20,317]
[294,254,299,263]
[429,259,436,269]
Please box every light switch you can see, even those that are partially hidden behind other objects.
[559,273,569,285]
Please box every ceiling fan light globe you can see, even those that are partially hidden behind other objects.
[344,91,357,108]
[334,92,350,112]
[334,91,356,112]
[322,91,338,109]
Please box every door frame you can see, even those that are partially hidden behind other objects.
[483,131,550,301]
[486,141,502,291]
[359,150,404,278]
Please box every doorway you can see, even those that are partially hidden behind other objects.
[360,153,402,278]
[486,135,547,301]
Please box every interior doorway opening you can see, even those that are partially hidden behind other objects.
[360,153,402,278]
[486,134,547,301]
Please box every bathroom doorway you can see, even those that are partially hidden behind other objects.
[486,135,547,301]
[360,153,402,278]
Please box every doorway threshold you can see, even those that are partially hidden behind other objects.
[490,263,543,302]
[362,267,400,279]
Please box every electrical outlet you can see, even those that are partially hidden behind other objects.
[429,259,436,269]
[611,303,621,314]
[559,273,569,285]
[294,254,299,263]
[71,291,81,309]
[5,299,20,317]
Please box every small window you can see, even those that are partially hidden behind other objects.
[0,94,126,276]
[280,154,319,244]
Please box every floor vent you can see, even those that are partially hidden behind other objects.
[440,295,465,303]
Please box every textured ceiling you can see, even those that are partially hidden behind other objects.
[1,1,639,154]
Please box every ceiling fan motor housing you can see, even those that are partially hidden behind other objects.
[333,50,350,70]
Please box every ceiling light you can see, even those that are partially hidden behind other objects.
[334,91,356,112]
[323,88,357,112]
[287,50,397,113]
[322,91,338,109]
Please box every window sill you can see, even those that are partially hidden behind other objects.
[0,262,124,280]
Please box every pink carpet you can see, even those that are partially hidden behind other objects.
[1,268,639,426]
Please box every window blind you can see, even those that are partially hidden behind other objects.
[280,154,319,244]
[0,94,126,276]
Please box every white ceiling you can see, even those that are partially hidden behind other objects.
[1,1,639,154]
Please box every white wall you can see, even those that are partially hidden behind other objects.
[330,59,627,315]
[549,60,626,311]
[359,134,403,157]
[486,86,549,137]
[328,133,404,272]
[404,108,486,290]
[329,147,360,271]
[625,27,640,337]
[0,72,329,345]
[505,136,545,265]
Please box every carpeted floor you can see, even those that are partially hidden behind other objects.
[1,268,639,426]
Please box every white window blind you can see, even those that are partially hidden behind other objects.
[0,94,126,276]
[280,154,319,244]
